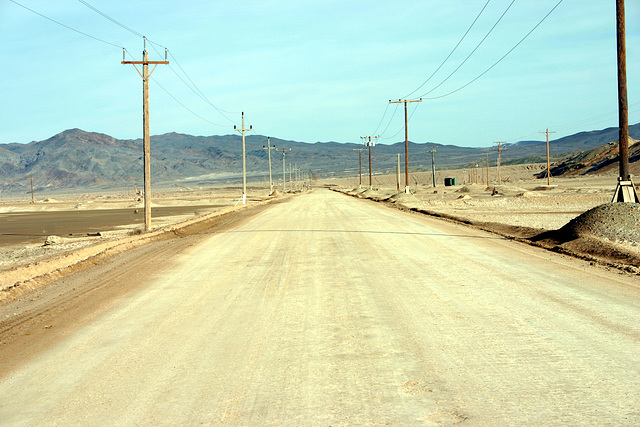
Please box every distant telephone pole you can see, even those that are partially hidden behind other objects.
[234,112,253,204]
[30,175,35,204]
[122,37,169,232]
[353,148,366,187]
[485,153,490,186]
[540,128,556,185]
[362,136,379,189]
[427,147,437,187]
[493,142,505,185]
[396,154,401,192]
[263,138,276,194]
[276,147,291,193]
[389,98,422,193]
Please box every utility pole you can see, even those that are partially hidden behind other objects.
[234,112,253,204]
[396,154,401,192]
[427,147,437,187]
[362,136,379,189]
[122,37,169,232]
[493,142,505,185]
[353,148,366,187]
[613,0,638,202]
[276,147,291,193]
[389,98,422,193]
[263,137,276,194]
[30,175,35,204]
[485,153,490,186]
[539,128,556,186]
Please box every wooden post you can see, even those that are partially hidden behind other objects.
[616,0,629,181]
[30,175,35,204]
[122,39,169,231]
[276,148,291,192]
[396,154,401,192]
[389,99,422,193]
[428,147,437,187]
[493,142,505,185]
[263,138,276,194]
[234,112,252,204]
[540,129,556,185]
[353,148,366,187]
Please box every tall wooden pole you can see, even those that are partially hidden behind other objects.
[362,136,378,189]
[493,142,505,185]
[353,148,365,187]
[540,129,556,185]
[428,147,437,187]
[263,138,276,194]
[396,153,401,192]
[389,99,422,193]
[30,175,35,204]
[616,0,629,181]
[122,39,168,231]
[276,148,291,193]
[142,51,151,229]
[234,112,252,204]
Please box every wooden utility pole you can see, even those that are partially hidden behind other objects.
[353,148,366,187]
[234,112,253,204]
[485,153,490,186]
[122,38,169,232]
[362,136,379,189]
[396,154,401,192]
[540,128,556,185]
[493,142,505,185]
[389,98,422,193]
[263,137,276,194]
[30,175,35,204]
[612,0,638,202]
[616,0,630,182]
[276,148,291,193]
[427,147,437,187]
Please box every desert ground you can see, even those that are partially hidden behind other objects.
[1,163,638,293]
[0,184,638,425]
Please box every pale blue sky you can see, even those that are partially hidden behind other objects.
[1,0,638,147]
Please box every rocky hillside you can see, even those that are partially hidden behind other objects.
[1,124,639,194]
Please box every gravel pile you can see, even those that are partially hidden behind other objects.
[560,203,640,245]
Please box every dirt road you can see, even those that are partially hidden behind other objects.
[1,189,639,425]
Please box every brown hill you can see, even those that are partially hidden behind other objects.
[537,138,640,178]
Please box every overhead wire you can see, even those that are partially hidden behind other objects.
[418,0,517,98]
[8,0,123,49]
[422,0,564,100]
[402,0,491,99]
[78,0,239,125]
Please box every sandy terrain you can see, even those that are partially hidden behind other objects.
[0,189,638,425]
[326,164,640,272]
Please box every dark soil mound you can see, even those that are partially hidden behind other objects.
[559,203,640,244]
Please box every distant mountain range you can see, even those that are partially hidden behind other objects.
[1,123,639,194]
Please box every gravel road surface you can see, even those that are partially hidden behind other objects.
[0,189,639,425]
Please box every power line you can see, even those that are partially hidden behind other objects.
[8,0,123,49]
[418,0,517,98]
[151,77,227,128]
[77,0,143,38]
[403,0,491,99]
[422,0,564,100]
[76,0,239,124]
